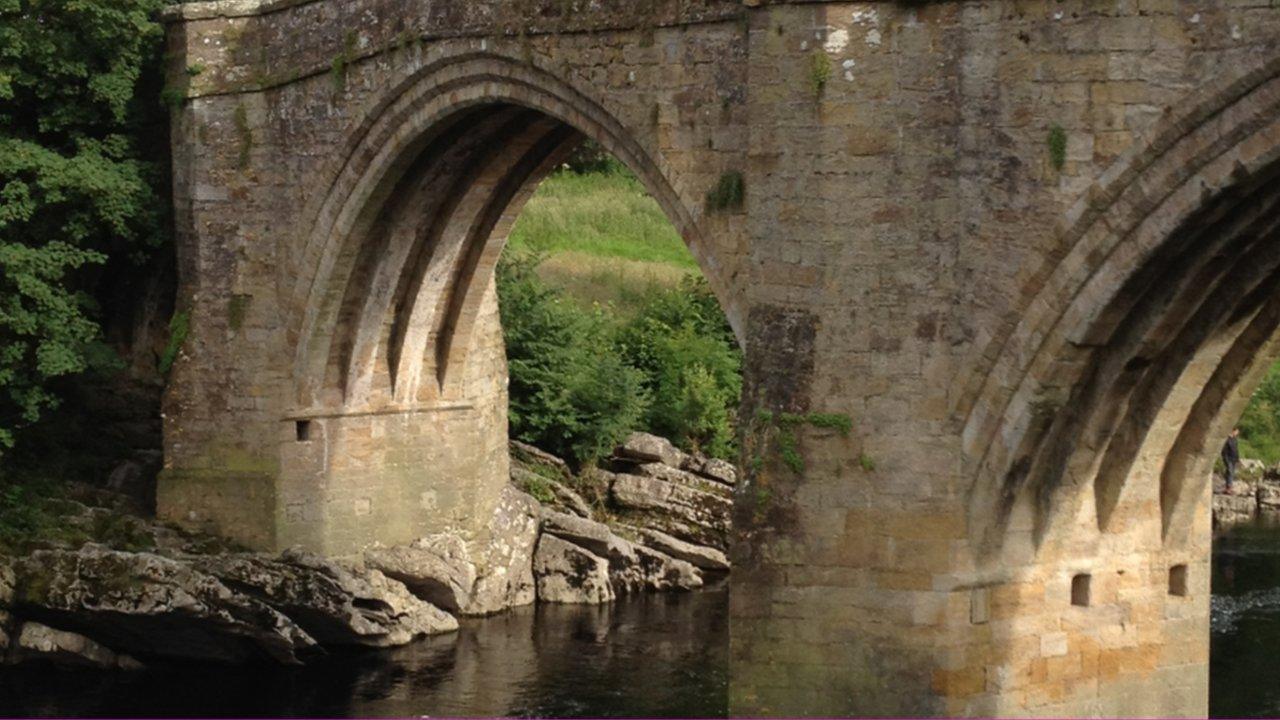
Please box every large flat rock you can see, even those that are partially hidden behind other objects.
[540,508,612,557]
[196,550,457,648]
[605,534,702,595]
[12,546,317,664]
[609,472,731,549]
[638,527,730,572]
[12,621,142,670]
[1213,492,1257,526]
[616,432,688,468]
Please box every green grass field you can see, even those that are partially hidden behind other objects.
[508,168,698,316]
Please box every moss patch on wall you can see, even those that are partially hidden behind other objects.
[706,170,745,212]
[809,50,832,97]
[1047,124,1067,171]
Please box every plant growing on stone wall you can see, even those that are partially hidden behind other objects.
[749,409,853,475]
[160,80,189,109]
[1047,124,1068,171]
[227,294,251,333]
[705,171,744,212]
[858,452,876,472]
[809,50,832,97]
[329,31,358,91]
[157,310,190,376]
[233,104,252,169]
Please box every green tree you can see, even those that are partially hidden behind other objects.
[615,277,742,459]
[0,0,168,452]
[1239,362,1280,465]
[497,251,650,466]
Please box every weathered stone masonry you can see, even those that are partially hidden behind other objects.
[162,0,1280,716]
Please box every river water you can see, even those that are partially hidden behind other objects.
[4,526,1280,718]
[0,583,728,717]
[1210,517,1280,718]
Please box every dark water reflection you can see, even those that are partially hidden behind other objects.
[0,583,727,718]
[1211,518,1280,718]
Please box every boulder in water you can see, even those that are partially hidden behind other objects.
[462,485,541,616]
[533,535,614,604]
[1213,492,1257,527]
[1258,479,1280,509]
[605,534,702,594]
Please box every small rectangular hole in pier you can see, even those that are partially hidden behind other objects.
[1071,573,1091,607]
[296,420,312,442]
[969,587,990,625]
[1169,564,1188,597]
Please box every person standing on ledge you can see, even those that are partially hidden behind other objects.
[1222,427,1241,494]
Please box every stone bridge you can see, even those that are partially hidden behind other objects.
[160,0,1280,715]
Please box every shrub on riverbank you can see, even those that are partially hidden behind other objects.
[615,277,741,460]
[497,251,741,467]
[498,252,650,466]
[1241,363,1280,465]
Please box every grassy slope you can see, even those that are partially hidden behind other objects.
[507,169,697,316]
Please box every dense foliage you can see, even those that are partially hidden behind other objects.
[0,0,168,453]
[498,251,741,466]
[615,277,741,459]
[498,252,651,465]
[1240,363,1280,465]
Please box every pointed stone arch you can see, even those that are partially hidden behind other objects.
[963,55,1280,554]
[288,53,740,413]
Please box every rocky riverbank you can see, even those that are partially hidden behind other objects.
[1212,459,1280,528]
[0,433,732,671]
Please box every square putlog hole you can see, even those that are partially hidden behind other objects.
[1169,564,1189,597]
[1071,573,1091,607]
[296,420,312,442]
